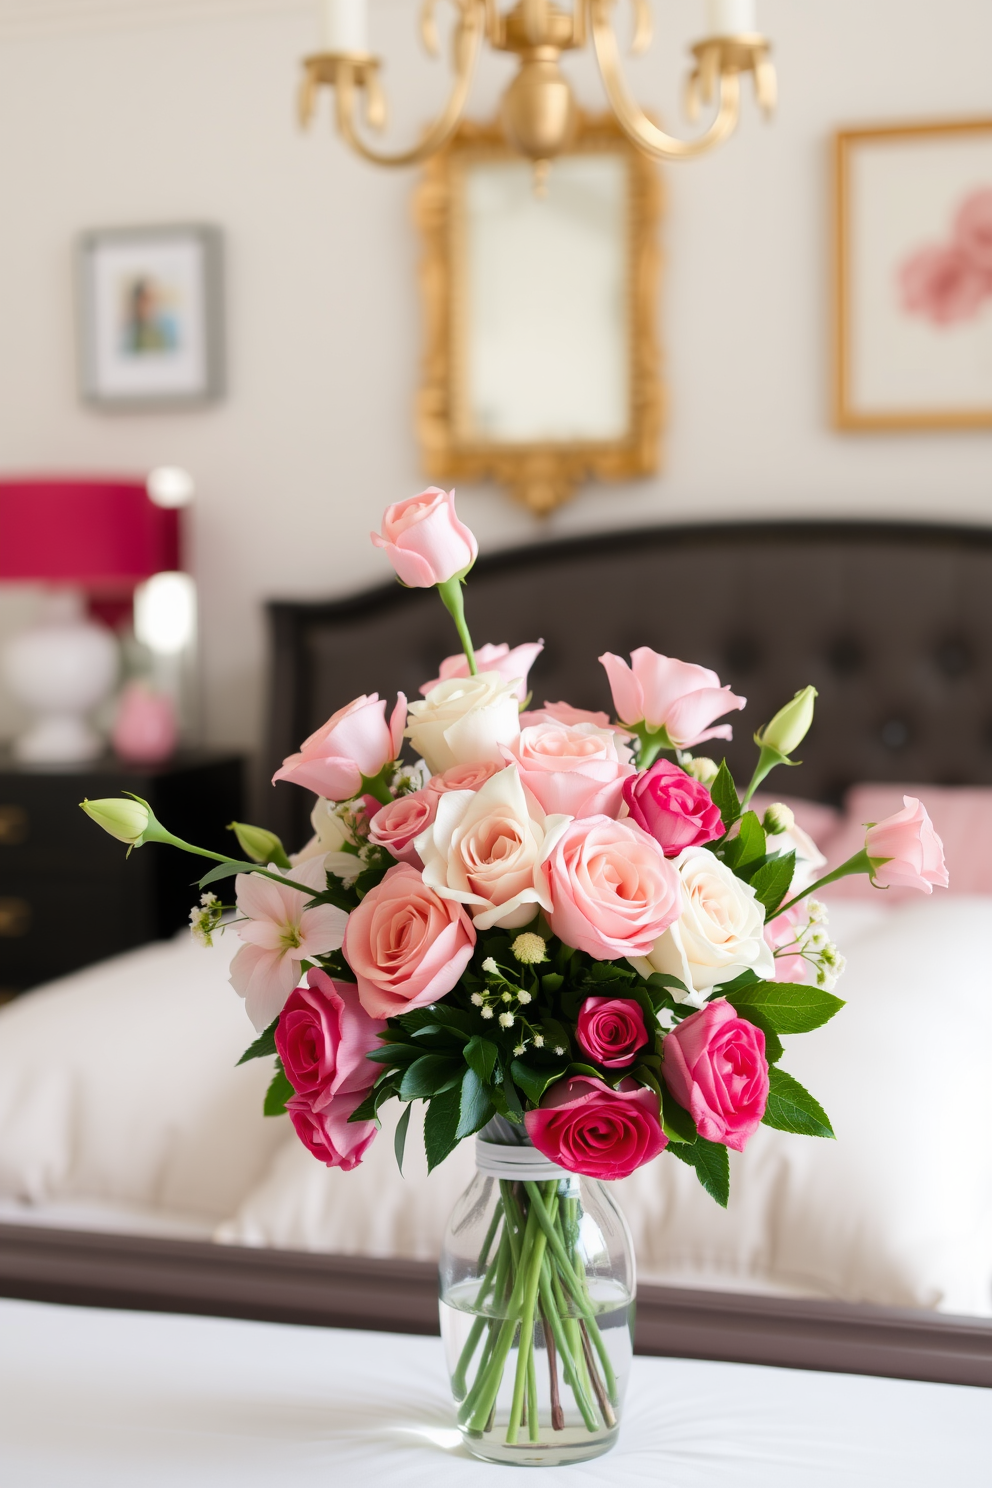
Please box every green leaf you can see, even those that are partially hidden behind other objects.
[668,1134,730,1206]
[393,1101,413,1174]
[660,1085,698,1144]
[400,1003,475,1038]
[457,1068,494,1139]
[728,982,846,1035]
[541,973,564,995]
[424,1084,463,1172]
[723,811,766,871]
[710,760,741,830]
[510,1059,566,1106]
[348,1078,397,1124]
[747,851,796,912]
[762,1066,834,1138]
[365,1043,423,1066]
[236,1018,279,1066]
[464,1035,499,1084]
[198,860,254,889]
[263,1063,294,1117]
[399,1054,463,1101]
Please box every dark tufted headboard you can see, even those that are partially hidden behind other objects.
[263,521,992,848]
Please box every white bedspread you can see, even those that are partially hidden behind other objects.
[0,1298,988,1487]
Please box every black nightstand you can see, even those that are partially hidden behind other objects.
[0,751,245,999]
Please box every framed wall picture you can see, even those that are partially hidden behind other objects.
[76,224,224,410]
[834,119,992,431]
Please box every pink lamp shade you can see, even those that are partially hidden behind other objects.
[0,477,181,590]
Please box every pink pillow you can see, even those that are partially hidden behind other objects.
[822,784,989,901]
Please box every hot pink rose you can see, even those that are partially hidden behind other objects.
[662,998,768,1153]
[598,648,746,749]
[272,693,407,801]
[525,1076,667,1180]
[540,815,682,960]
[371,488,478,588]
[504,719,634,819]
[342,862,476,1018]
[287,1091,377,1171]
[622,760,723,856]
[900,244,989,326]
[275,968,386,1109]
[427,760,504,795]
[520,701,622,732]
[955,188,992,275]
[367,790,438,865]
[420,641,543,704]
[865,795,948,893]
[576,997,650,1068]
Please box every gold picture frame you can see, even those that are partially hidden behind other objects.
[414,114,663,514]
[834,117,992,432]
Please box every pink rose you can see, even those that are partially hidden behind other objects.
[342,862,476,1018]
[275,968,386,1110]
[371,487,478,588]
[899,244,989,326]
[955,188,992,275]
[598,648,746,749]
[287,1091,377,1171]
[622,760,723,857]
[367,790,438,865]
[865,795,948,893]
[576,997,649,1068]
[662,998,768,1153]
[427,760,504,795]
[540,815,682,960]
[420,641,544,705]
[504,719,634,819]
[272,693,407,802]
[525,1076,667,1180]
[520,701,628,735]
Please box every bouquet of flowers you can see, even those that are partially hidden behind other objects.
[82,489,948,1463]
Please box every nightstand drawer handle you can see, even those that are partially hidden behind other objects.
[0,806,28,846]
[0,898,31,937]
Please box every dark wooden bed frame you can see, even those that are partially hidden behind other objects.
[6,519,992,1387]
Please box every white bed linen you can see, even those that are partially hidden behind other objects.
[0,1298,988,1488]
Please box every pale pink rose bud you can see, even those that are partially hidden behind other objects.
[367,790,438,864]
[504,719,634,819]
[865,796,949,894]
[525,1076,667,1180]
[272,693,405,801]
[598,648,745,749]
[427,760,504,795]
[371,487,478,588]
[420,641,543,705]
[662,998,769,1153]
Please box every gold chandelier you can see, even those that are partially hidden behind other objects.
[298,0,776,168]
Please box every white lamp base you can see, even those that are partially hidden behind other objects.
[13,714,106,765]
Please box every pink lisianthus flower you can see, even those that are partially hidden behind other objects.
[275,968,386,1110]
[272,693,407,802]
[662,998,769,1153]
[540,815,682,960]
[420,641,544,705]
[865,796,948,894]
[575,997,650,1068]
[342,861,476,1018]
[598,648,745,749]
[504,719,635,819]
[229,856,349,1032]
[371,487,478,588]
[899,244,989,326]
[287,1091,377,1171]
[622,759,723,856]
[427,760,504,795]
[525,1076,667,1180]
[367,789,438,865]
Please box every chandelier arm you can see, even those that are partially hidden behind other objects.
[336,0,484,168]
[589,0,741,162]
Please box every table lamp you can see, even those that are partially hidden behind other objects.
[0,478,182,763]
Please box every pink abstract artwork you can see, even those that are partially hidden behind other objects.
[899,187,992,327]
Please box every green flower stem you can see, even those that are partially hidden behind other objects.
[360,767,395,807]
[768,848,877,922]
[461,1198,542,1432]
[539,1252,598,1431]
[451,1218,509,1398]
[526,1345,539,1443]
[150,832,318,897]
[504,1204,547,1444]
[740,743,793,808]
[436,576,477,676]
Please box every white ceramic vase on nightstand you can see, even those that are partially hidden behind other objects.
[2,591,119,763]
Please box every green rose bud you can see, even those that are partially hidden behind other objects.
[80,796,152,845]
[228,821,291,869]
[683,756,719,786]
[762,802,796,836]
[755,686,817,758]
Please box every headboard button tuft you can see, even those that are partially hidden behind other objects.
[880,718,911,751]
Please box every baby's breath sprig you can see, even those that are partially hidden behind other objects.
[774,898,847,990]
[188,892,229,947]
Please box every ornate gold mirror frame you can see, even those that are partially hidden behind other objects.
[414,114,663,515]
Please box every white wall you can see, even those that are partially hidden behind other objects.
[0,0,989,755]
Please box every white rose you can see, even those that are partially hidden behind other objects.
[405,671,521,775]
[416,763,570,930]
[630,846,774,1005]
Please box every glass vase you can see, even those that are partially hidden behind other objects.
[438,1120,635,1466]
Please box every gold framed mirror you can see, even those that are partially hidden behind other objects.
[414,114,663,515]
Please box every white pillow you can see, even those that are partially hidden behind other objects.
[219,898,992,1315]
[0,931,286,1225]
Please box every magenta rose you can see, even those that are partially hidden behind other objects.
[371,487,478,588]
[342,861,476,1019]
[662,998,769,1153]
[576,997,650,1068]
[864,795,948,893]
[272,692,407,801]
[275,967,386,1111]
[287,1091,377,1171]
[367,790,438,865]
[622,759,723,857]
[525,1076,667,1180]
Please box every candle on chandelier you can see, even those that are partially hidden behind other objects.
[705,0,757,34]
[320,0,369,54]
